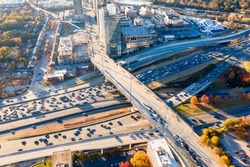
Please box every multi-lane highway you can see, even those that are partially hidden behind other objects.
[167,41,250,107]
[120,29,250,71]
[89,15,223,166]
[0,131,158,165]
[1,3,249,166]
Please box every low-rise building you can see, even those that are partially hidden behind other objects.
[121,26,154,52]
[163,10,184,27]
[139,6,153,18]
[145,20,156,29]
[57,37,73,65]
[151,15,165,27]
[57,35,88,66]
[120,17,132,27]
[134,16,144,26]
[52,150,72,167]
[0,0,26,7]
[45,69,67,81]
[147,138,178,167]
[124,6,137,19]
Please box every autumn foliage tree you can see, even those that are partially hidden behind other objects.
[125,161,130,167]
[220,155,231,166]
[245,92,250,100]
[201,94,209,103]
[214,95,221,104]
[222,96,230,104]
[212,147,222,156]
[208,95,214,104]
[211,136,220,146]
[190,96,199,105]
[120,162,125,167]
[200,135,211,146]
[130,151,150,167]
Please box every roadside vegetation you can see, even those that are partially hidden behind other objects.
[200,117,250,166]
[130,151,151,167]
[188,86,250,110]
[34,160,51,167]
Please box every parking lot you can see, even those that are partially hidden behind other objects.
[79,153,128,167]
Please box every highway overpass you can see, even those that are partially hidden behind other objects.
[167,41,250,107]
[122,29,250,71]
[0,132,149,165]
[89,21,222,166]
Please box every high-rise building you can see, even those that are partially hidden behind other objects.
[73,0,83,14]
[98,3,121,57]
[93,0,108,25]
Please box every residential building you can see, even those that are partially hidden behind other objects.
[121,26,154,53]
[147,138,178,167]
[99,3,121,57]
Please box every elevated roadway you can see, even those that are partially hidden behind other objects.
[123,29,250,71]
[167,41,250,107]
[89,22,222,166]
[0,132,151,165]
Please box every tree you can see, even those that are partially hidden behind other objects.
[220,155,231,166]
[214,95,221,104]
[190,96,199,105]
[200,135,210,146]
[229,87,245,100]
[202,128,209,136]
[212,147,222,156]
[209,95,214,104]
[246,92,250,100]
[0,46,10,57]
[130,151,150,167]
[201,94,209,103]
[222,96,230,104]
[120,162,125,167]
[211,136,220,146]
[125,161,130,167]
[228,71,235,79]
[3,30,15,38]
[222,118,243,129]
